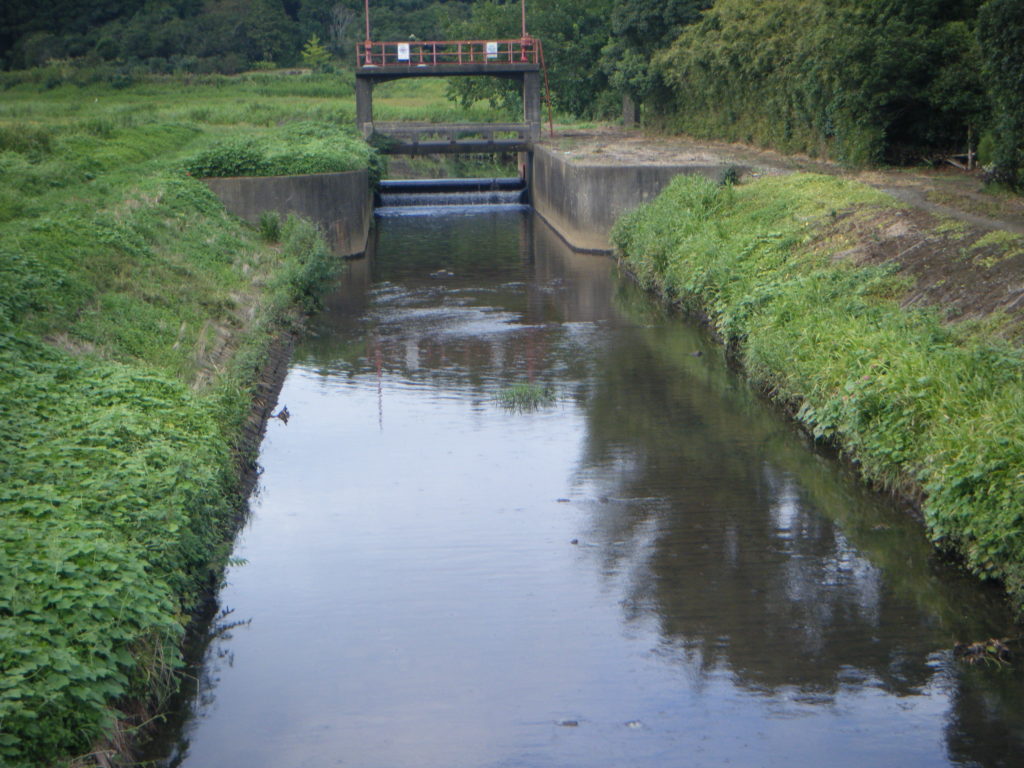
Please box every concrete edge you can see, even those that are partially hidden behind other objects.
[204,169,372,257]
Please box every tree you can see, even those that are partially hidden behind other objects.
[978,0,1024,187]
[652,0,987,165]
[444,0,617,119]
[301,32,332,70]
[602,0,710,114]
[299,0,361,55]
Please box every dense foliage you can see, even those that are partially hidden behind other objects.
[977,0,1024,187]
[0,74,368,766]
[652,0,987,164]
[1,1,474,73]
[613,173,1024,610]
[601,0,710,111]
[443,0,618,119]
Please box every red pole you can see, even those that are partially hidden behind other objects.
[362,0,374,66]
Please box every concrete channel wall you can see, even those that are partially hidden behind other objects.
[203,150,743,258]
[529,145,743,253]
[204,169,372,257]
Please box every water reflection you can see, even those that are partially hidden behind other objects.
[155,206,1022,768]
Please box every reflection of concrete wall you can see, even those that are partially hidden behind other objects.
[530,145,739,253]
[204,170,371,257]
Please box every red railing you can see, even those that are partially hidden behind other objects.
[357,38,540,68]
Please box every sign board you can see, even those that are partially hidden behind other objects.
[486,41,499,59]
[397,43,411,62]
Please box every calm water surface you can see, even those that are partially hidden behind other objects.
[162,206,1022,767]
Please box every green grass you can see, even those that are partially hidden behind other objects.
[0,70,410,767]
[613,173,1024,612]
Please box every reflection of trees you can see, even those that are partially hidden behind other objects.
[945,670,1024,768]
[576,323,1021,700]
[577,334,907,693]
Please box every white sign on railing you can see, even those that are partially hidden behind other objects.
[397,43,411,62]
[485,41,499,59]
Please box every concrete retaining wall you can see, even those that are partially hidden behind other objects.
[204,169,372,257]
[530,145,741,253]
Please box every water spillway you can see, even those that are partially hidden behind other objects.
[146,205,1023,768]
[376,177,527,208]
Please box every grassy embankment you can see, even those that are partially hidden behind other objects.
[0,70,402,767]
[613,173,1024,612]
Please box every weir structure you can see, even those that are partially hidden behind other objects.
[354,37,544,154]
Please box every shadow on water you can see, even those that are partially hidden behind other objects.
[145,205,1022,768]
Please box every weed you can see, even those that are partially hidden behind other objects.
[259,211,282,243]
[495,382,557,412]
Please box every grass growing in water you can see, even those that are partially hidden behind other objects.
[613,173,1024,612]
[495,382,556,412]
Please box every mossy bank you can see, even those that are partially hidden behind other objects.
[613,173,1024,614]
[0,74,376,767]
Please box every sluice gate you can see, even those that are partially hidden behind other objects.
[375,177,528,208]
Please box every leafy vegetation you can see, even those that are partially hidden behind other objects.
[1,1,475,73]
[445,0,619,119]
[978,0,1024,188]
[613,173,1024,611]
[0,73,374,767]
[183,121,378,179]
[651,0,987,165]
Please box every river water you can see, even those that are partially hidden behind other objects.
[158,204,1022,767]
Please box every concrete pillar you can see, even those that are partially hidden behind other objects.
[356,77,374,138]
[523,72,541,141]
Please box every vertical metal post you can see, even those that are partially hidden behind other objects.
[362,0,374,66]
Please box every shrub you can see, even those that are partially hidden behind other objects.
[259,210,282,242]
[185,138,269,177]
